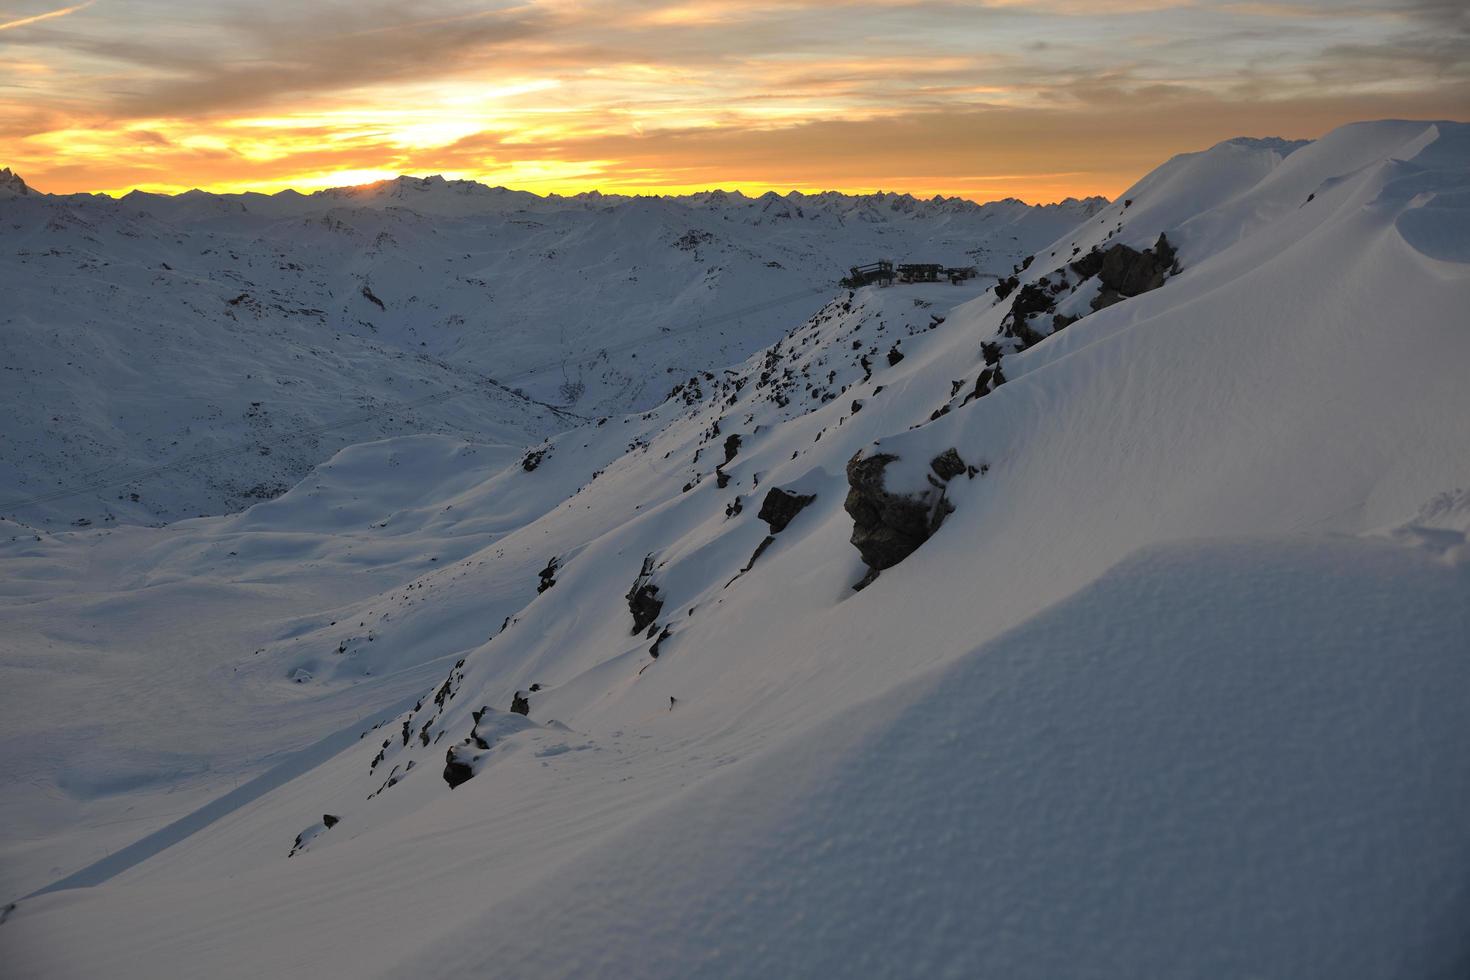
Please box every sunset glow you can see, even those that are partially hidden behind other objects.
[1,0,1466,201]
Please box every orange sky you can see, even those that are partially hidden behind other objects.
[1,0,1466,203]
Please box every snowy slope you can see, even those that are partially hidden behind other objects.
[0,178,1100,526]
[2,120,1468,977]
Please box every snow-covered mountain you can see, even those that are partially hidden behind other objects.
[3,120,1468,978]
[0,177,1101,526]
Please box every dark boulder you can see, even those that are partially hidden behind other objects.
[443,747,475,789]
[322,813,340,829]
[757,487,816,533]
[723,433,743,464]
[844,452,955,583]
[929,448,967,482]
[510,691,530,716]
[844,449,970,584]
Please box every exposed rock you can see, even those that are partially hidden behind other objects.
[886,346,905,367]
[929,448,967,482]
[510,691,530,716]
[723,433,742,463]
[1010,281,1056,319]
[1003,282,1054,347]
[1071,233,1179,310]
[626,554,664,635]
[537,556,558,593]
[726,534,776,588]
[521,447,548,472]
[844,452,955,584]
[757,487,816,533]
[288,812,345,857]
[443,747,475,789]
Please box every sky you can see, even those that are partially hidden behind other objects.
[1,0,1466,202]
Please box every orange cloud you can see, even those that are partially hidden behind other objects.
[1,0,1465,202]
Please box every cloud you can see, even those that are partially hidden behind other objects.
[15,2,550,119]
[0,0,94,33]
[5,0,1468,199]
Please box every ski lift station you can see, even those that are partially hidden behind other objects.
[842,260,978,288]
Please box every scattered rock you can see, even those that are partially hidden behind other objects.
[289,814,342,856]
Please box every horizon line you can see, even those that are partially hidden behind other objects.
[2,168,1115,209]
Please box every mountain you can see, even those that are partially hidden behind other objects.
[0,166,32,198]
[2,120,1468,977]
[0,175,1102,526]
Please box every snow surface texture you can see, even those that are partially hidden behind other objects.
[0,177,1099,525]
[2,120,1468,978]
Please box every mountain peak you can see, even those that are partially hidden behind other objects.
[0,166,33,197]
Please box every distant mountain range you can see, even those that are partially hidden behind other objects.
[0,172,1102,525]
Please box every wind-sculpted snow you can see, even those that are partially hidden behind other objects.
[2,120,1469,977]
[0,178,1101,526]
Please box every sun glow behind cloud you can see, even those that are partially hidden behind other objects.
[0,0,1465,201]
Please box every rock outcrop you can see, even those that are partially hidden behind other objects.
[1071,233,1179,310]
[626,554,664,635]
[845,448,970,587]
